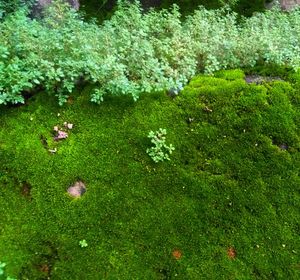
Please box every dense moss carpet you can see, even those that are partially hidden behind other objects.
[0,70,299,279]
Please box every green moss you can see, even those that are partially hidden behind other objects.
[0,70,299,279]
[214,69,245,81]
[243,63,294,79]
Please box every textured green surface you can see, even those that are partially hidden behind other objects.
[0,71,299,279]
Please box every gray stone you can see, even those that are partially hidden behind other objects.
[279,143,289,150]
[167,84,184,98]
[244,75,282,84]
[265,0,300,10]
[67,181,86,198]
[280,0,300,10]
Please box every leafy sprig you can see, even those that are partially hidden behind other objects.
[146,128,175,163]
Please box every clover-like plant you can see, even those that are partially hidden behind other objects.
[146,128,175,163]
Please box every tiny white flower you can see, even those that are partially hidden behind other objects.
[67,123,73,129]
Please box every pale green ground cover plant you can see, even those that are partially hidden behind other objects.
[1,1,300,105]
[146,128,175,163]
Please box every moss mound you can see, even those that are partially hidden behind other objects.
[0,70,299,279]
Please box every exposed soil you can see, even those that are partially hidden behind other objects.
[21,181,33,201]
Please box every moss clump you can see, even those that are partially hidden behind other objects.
[0,70,299,279]
[214,69,245,80]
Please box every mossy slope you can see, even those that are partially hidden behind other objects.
[0,70,299,279]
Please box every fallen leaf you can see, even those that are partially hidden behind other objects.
[227,247,236,259]
[172,249,182,260]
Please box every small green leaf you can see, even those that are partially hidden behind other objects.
[79,239,88,248]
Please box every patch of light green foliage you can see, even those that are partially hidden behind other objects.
[1,0,300,105]
[0,261,5,275]
[146,128,175,163]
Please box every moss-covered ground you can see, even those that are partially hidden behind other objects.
[0,70,299,279]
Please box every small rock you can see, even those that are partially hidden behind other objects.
[63,122,73,130]
[168,84,183,98]
[279,144,288,150]
[67,181,86,198]
[245,75,283,84]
